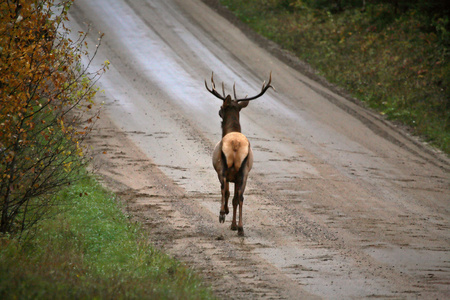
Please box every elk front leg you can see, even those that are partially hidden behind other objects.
[219,179,229,223]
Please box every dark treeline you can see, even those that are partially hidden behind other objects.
[277,0,449,16]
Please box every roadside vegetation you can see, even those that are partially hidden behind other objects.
[0,0,214,298]
[0,176,213,299]
[220,0,449,153]
[1,0,103,236]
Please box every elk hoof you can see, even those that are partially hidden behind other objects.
[230,223,238,231]
[219,214,225,223]
[237,227,244,236]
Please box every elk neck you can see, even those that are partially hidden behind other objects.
[221,111,241,137]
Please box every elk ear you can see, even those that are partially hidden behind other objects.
[238,100,249,109]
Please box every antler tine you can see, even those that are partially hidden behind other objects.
[204,79,211,92]
[262,72,273,89]
[222,82,226,98]
[235,71,275,102]
[233,83,237,99]
[263,71,274,91]
[205,72,227,100]
[268,71,276,92]
[211,72,216,89]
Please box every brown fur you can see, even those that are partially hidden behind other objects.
[212,96,253,236]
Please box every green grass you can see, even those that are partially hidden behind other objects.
[220,0,449,153]
[0,175,215,299]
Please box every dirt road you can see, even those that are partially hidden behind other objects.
[69,0,449,298]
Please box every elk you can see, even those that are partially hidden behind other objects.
[205,72,274,236]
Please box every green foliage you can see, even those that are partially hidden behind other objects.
[0,176,214,299]
[221,0,449,153]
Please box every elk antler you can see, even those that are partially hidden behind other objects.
[235,72,274,102]
[205,72,275,102]
[205,72,226,100]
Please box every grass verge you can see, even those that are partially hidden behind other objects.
[0,174,214,299]
[219,0,449,153]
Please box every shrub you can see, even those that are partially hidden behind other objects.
[0,0,107,236]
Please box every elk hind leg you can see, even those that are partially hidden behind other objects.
[231,187,239,231]
[231,180,247,235]
[219,178,230,223]
[231,166,249,235]
[237,175,248,236]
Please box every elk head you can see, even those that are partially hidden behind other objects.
[205,72,274,137]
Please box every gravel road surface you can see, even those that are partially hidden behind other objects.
[69,0,449,298]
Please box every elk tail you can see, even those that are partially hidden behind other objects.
[231,140,240,152]
[222,133,249,171]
